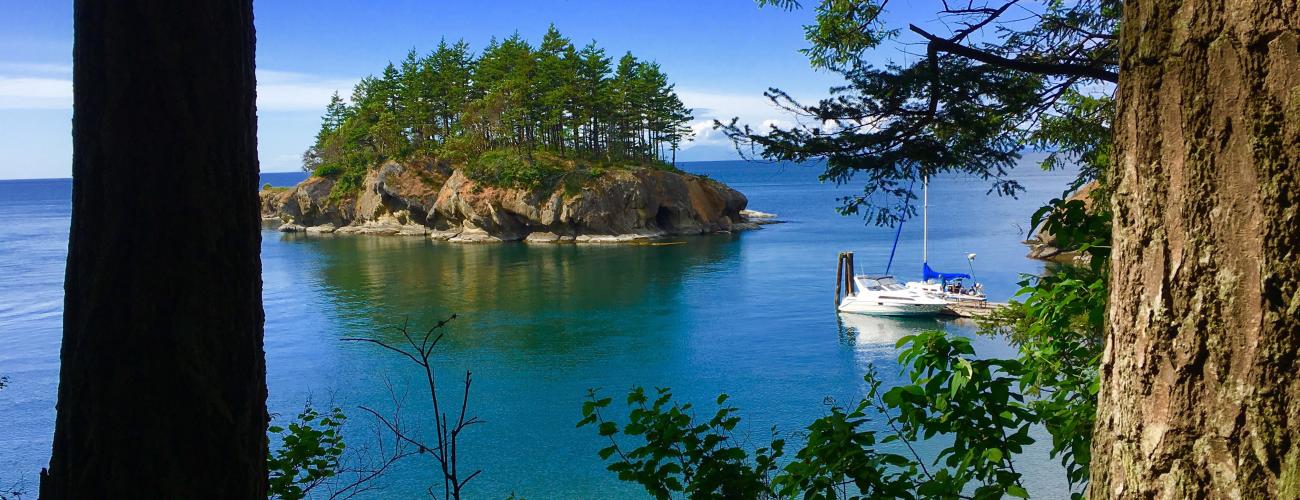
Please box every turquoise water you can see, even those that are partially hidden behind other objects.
[0,160,1074,498]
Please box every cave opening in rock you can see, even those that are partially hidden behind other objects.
[655,207,674,232]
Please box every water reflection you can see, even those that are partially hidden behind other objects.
[836,313,944,360]
[277,233,743,355]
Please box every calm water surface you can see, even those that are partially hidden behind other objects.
[0,160,1075,498]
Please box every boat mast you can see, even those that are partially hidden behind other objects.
[922,175,929,264]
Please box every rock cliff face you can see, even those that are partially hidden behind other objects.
[263,160,759,243]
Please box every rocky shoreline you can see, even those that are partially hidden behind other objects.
[261,160,778,243]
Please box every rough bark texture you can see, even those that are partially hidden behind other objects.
[1092,1,1299,498]
[40,1,267,497]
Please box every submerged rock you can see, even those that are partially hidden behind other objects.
[524,231,562,243]
[261,160,765,244]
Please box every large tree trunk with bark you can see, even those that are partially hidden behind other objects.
[1092,1,1299,498]
[40,1,266,497]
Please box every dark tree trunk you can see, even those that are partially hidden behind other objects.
[40,1,266,497]
[1092,1,1299,497]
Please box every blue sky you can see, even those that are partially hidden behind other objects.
[0,1,937,179]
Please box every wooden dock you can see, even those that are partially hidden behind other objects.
[938,301,1007,318]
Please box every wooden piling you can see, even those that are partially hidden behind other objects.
[836,251,856,305]
[835,252,845,304]
[842,253,852,296]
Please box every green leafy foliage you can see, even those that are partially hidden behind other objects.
[981,146,1111,496]
[306,25,694,197]
[885,333,1036,499]
[1030,91,1114,191]
[464,149,568,189]
[267,404,348,500]
[583,331,1093,499]
[980,225,1109,495]
[578,388,783,499]
[1030,187,1112,271]
[729,0,1118,226]
[991,277,1102,492]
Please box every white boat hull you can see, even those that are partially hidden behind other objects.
[837,275,950,317]
[837,296,947,316]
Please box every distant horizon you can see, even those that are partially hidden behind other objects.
[0,153,1082,183]
[0,158,786,182]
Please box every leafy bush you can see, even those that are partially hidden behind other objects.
[329,168,367,201]
[579,388,782,498]
[267,404,347,500]
[979,265,1105,489]
[313,152,376,201]
[463,149,569,189]
[312,163,344,178]
[583,331,1054,499]
[438,134,487,165]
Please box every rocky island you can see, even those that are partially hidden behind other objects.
[264,28,772,243]
[261,159,766,243]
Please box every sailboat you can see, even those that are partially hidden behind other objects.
[835,217,949,317]
[904,177,987,303]
[835,175,986,316]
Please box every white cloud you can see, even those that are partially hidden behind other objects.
[0,77,72,109]
[255,70,359,112]
[0,66,358,112]
[677,90,776,122]
[685,120,730,149]
[760,118,794,131]
[674,89,815,152]
[0,62,71,75]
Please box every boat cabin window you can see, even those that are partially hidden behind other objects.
[855,277,883,291]
[856,276,905,292]
[877,277,906,291]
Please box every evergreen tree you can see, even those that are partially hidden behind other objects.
[319,91,347,139]
[575,41,612,154]
[398,48,433,152]
[610,52,640,159]
[306,28,694,194]
[536,25,577,154]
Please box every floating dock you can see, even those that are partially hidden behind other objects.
[938,300,1007,318]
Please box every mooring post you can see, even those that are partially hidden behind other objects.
[844,252,854,302]
[835,252,845,304]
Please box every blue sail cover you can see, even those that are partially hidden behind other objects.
[923,262,972,283]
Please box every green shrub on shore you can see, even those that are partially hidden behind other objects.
[312,163,343,178]
[463,149,568,189]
